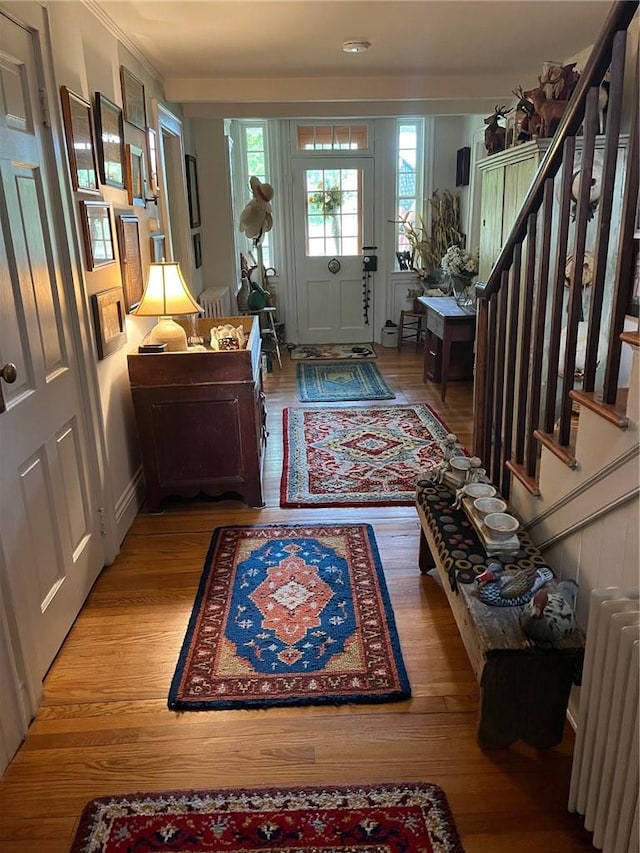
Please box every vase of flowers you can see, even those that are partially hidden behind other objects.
[440,245,479,306]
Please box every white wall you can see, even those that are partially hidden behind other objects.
[192,118,236,299]
[46,1,178,541]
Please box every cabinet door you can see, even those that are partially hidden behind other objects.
[478,167,505,282]
[501,156,540,245]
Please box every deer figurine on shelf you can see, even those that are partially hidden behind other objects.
[523,82,569,139]
[512,86,539,142]
[484,105,511,154]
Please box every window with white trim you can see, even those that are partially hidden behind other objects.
[239,122,272,268]
[395,119,425,259]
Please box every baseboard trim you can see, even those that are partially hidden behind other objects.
[115,468,145,548]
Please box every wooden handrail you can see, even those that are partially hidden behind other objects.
[475,0,639,301]
[472,0,638,481]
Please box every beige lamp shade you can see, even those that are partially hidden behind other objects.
[133,261,203,352]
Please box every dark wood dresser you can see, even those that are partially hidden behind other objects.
[127,315,266,511]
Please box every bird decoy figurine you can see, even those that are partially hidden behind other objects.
[476,561,554,607]
[519,579,578,647]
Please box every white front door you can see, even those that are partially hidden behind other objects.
[292,157,374,344]
[0,9,103,716]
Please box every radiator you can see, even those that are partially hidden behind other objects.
[199,286,229,318]
[568,587,640,853]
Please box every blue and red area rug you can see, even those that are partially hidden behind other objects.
[168,523,410,711]
[71,783,465,852]
[296,360,395,402]
[281,404,449,508]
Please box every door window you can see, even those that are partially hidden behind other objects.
[304,167,362,256]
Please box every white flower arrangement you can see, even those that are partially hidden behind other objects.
[441,245,479,278]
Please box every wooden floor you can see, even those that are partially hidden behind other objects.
[0,343,593,852]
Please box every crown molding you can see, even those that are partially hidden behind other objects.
[81,0,165,84]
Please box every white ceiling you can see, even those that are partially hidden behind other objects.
[91,0,616,116]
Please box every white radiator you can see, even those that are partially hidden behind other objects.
[199,286,229,318]
[568,587,640,853]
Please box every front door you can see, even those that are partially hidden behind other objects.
[0,9,103,713]
[292,157,374,344]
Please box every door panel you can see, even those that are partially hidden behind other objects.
[0,10,102,697]
[293,157,374,344]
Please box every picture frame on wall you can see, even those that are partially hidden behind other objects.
[91,287,127,359]
[146,127,160,199]
[185,154,201,228]
[126,144,146,207]
[117,213,144,311]
[120,66,146,130]
[79,201,115,270]
[94,93,126,188]
[59,85,100,193]
[193,232,202,269]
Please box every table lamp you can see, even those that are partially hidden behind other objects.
[133,260,203,352]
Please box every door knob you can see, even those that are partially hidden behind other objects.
[1,363,17,383]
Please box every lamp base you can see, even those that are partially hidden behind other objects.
[147,317,188,352]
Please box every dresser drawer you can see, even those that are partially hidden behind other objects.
[427,310,444,339]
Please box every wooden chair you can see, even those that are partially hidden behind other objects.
[397,310,425,349]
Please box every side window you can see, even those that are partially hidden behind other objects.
[396,120,424,261]
[241,123,271,268]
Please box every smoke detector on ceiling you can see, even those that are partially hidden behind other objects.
[342,40,371,53]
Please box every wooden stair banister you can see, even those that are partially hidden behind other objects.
[472,0,639,483]
[476,0,639,301]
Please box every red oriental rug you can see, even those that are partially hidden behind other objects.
[168,523,410,711]
[70,782,465,852]
[280,404,449,508]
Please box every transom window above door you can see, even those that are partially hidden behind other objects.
[297,124,368,150]
[304,167,362,256]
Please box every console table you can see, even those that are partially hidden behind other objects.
[128,315,266,512]
[416,478,584,749]
[417,296,476,401]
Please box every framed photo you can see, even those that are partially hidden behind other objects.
[94,93,125,188]
[120,66,146,130]
[117,213,144,311]
[79,201,115,270]
[59,85,100,193]
[91,287,127,359]
[185,154,201,228]
[126,144,146,207]
[193,232,202,268]
[150,232,165,263]
[146,127,160,198]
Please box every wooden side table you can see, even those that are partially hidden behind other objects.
[417,296,476,401]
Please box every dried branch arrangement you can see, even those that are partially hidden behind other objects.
[397,190,464,278]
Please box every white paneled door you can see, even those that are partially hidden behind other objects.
[292,157,374,344]
[0,7,103,734]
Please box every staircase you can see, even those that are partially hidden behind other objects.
[471,0,639,633]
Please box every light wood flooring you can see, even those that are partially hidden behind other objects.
[0,344,594,852]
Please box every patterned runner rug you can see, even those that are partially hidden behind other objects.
[281,404,448,507]
[71,783,465,852]
[296,360,395,402]
[168,523,410,711]
[290,343,377,360]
